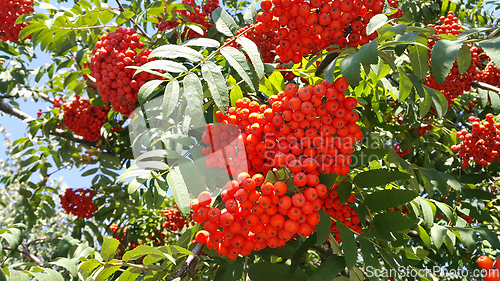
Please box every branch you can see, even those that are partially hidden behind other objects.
[0,100,97,146]
[165,243,203,281]
[2,246,42,264]
[107,262,172,272]
[37,92,54,104]
[471,81,500,93]
[114,0,152,41]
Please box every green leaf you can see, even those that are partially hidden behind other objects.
[337,181,353,204]
[183,73,204,128]
[417,225,432,248]
[167,167,191,217]
[365,190,418,212]
[138,80,165,105]
[424,85,448,118]
[250,262,307,281]
[318,52,339,82]
[337,221,357,270]
[431,39,463,84]
[178,158,207,198]
[53,235,79,259]
[220,46,258,91]
[455,227,476,250]
[163,79,180,118]
[51,258,78,277]
[78,259,101,279]
[309,255,346,281]
[479,36,500,70]
[1,226,24,255]
[366,14,389,35]
[149,45,204,62]
[243,1,257,24]
[415,197,434,228]
[489,91,500,113]
[122,245,168,262]
[418,168,460,194]
[132,60,188,74]
[100,237,120,262]
[398,72,412,101]
[359,40,378,65]
[419,90,432,118]
[212,7,238,37]
[290,233,316,277]
[230,85,243,106]
[430,224,447,249]
[477,227,500,249]
[316,209,331,245]
[269,71,285,92]
[408,37,429,81]
[359,237,379,269]
[457,42,471,75]
[117,268,141,281]
[202,61,229,112]
[432,200,456,224]
[236,37,265,79]
[339,53,361,88]
[181,38,221,48]
[373,212,417,233]
[214,262,244,281]
[95,263,120,281]
[353,169,410,188]
[0,41,20,56]
[18,23,46,41]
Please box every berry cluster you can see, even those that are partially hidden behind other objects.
[450,114,500,168]
[203,78,362,182]
[192,174,360,259]
[477,255,500,281]
[59,188,98,219]
[55,95,109,142]
[89,28,165,116]
[225,24,279,63]
[425,12,482,106]
[323,181,361,242]
[256,0,402,64]
[0,0,33,42]
[157,0,219,39]
[162,206,192,232]
[478,63,500,88]
[393,143,409,157]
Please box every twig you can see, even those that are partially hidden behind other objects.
[52,25,116,30]
[165,243,203,281]
[471,81,500,93]
[2,246,42,264]
[37,92,54,104]
[106,262,171,272]
[0,100,97,146]
[114,0,152,41]
[26,237,47,248]
[244,256,248,281]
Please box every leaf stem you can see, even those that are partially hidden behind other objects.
[114,0,152,41]
[172,24,257,82]
[52,25,116,30]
